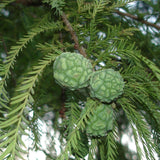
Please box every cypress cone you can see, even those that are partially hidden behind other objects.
[86,104,113,136]
[53,52,93,90]
[89,69,124,103]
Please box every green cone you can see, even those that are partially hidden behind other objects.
[53,52,93,90]
[86,104,113,136]
[89,69,124,103]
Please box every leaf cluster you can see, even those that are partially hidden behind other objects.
[0,0,160,160]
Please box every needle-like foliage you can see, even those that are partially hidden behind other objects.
[0,0,160,160]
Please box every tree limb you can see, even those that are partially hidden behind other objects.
[61,12,87,57]
[13,1,160,31]
[115,9,160,30]
[0,35,17,86]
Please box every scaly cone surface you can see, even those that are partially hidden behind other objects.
[53,52,93,90]
[86,104,113,136]
[89,69,124,103]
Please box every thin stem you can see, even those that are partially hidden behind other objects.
[61,12,87,57]
[10,1,160,31]
[115,9,160,30]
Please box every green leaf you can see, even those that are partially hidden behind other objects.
[7,104,25,117]
[19,126,29,136]
[21,115,30,125]
[0,136,15,148]
[16,144,28,154]
[0,129,16,140]
[137,55,160,81]
[0,116,19,129]
[0,101,10,110]
[11,92,29,100]
[106,129,118,160]
[15,149,26,160]
[119,97,158,160]
[17,134,26,148]
[0,142,14,159]
[16,84,32,91]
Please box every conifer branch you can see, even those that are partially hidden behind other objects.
[61,12,87,57]
[119,97,159,160]
[57,98,96,160]
[115,9,160,30]
[0,35,17,86]
[0,53,57,159]
[0,19,61,111]
[4,0,160,31]
[1,1,160,159]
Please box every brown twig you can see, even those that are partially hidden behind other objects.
[115,9,160,30]
[61,12,87,57]
[12,1,160,31]
[10,1,160,31]
[59,32,66,119]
